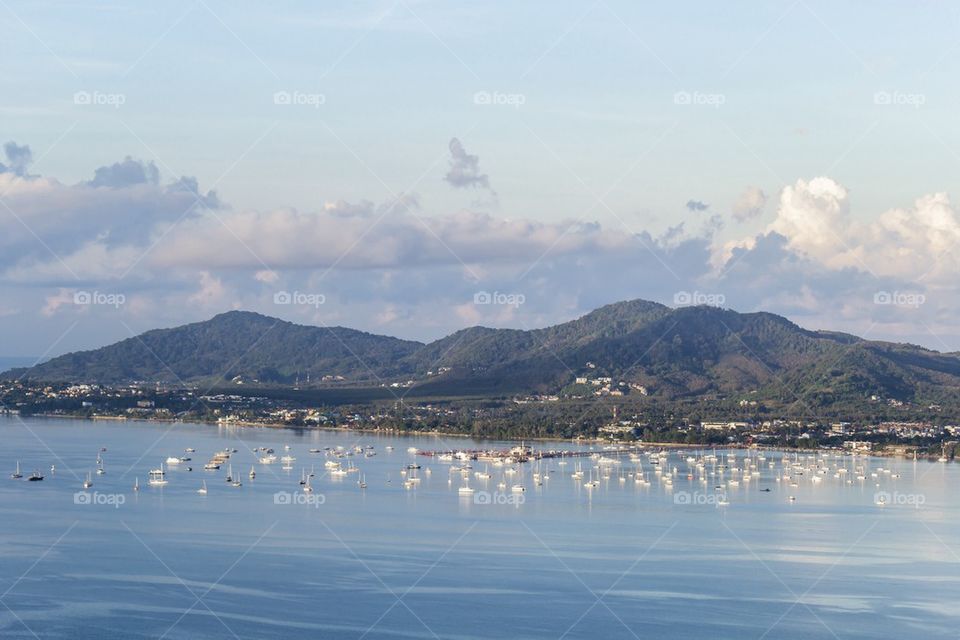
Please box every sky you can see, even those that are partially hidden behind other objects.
[3,0,960,358]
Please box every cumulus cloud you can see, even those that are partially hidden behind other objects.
[732,186,767,222]
[685,199,709,212]
[5,146,960,354]
[444,138,495,196]
[0,142,33,176]
[87,156,160,188]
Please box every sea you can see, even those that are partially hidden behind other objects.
[0,416,957,639]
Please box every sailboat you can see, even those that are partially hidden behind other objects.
[96,458,106,475]
[83,472,93,489]
[249,466,256,479]
[303,476,313,493]
[359,474,367,489]
[10,461,22,479]
[197,480,207,495]
[225,464,233,483]
[134,477,140,492]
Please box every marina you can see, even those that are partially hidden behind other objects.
[2,415,959,639]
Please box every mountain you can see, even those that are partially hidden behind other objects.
[4,311,422,385]
[7,301,960,409]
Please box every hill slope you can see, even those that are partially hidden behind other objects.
[7,301,960,408]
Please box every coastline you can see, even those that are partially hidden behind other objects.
[4,412,943,462]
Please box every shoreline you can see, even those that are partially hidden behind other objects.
[3,412,945,462]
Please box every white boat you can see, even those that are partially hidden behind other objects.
[511,484,525,493]
[134,477,140,492]
[249,467,256,479]
[197,480,207,495]
[225,464,234,483]
[458,484,475,495]
[165,457,181,465]
[148,464,168,486]
[10,461,22,479]
[359,474,367,489]
[83,472,93,489]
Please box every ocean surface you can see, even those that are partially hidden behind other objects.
[0,416,957,639]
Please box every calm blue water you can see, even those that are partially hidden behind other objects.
[0,416,957,639]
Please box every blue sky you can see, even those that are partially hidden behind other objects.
[3,0,960,357]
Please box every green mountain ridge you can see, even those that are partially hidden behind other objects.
[7,300,960,410]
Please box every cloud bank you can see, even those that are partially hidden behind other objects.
[1,141,959,356]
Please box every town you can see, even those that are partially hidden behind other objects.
[2,378,956,460]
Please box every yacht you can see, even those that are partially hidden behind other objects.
[166,456,181,465]
[83,472,93,489]
[458,483,475,496]
[28,470,44,481]
[511,484,525,493]
[10,461,22,479]
[133,477,140,492]
[249,466,256,479]
[359,475,367,489]
[148,465,168,486]
[197,480,207,495]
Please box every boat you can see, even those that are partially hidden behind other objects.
[249,467,256,479]
[225,464,234,483]
[204,462,221,470]
[197,480,207,495]
[134,477,140,492]
[166,456,181,465]
[511,484,525,493]
[28,470,43,481]
[10,461,22,479]
[359,474,367,489]
[184,448,196,453]
[458,483,475,496]
[83,472,93,489]
[148,464,168,486]
[303,477,314,493]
